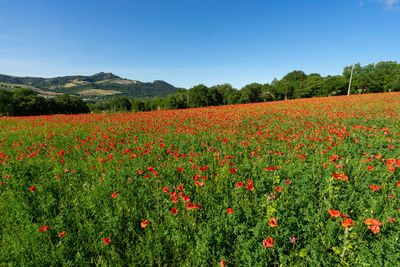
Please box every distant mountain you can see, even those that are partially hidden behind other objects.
[0,72,178,99]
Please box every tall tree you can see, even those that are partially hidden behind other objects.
[110,97,132,111]
[188,84,210,108]
[320,76,347,96]
[13,88,49,116]
[56,94,90,114]
[0,88,14,116]
[299,73,323,98]
[275,71,307,100]
[260,83,275,102]
[240,83,263,103]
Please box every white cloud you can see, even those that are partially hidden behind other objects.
[379,0,400,8]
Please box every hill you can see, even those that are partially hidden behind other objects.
[0,72,178,99]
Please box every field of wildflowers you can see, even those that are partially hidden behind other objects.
[1,93,400,265]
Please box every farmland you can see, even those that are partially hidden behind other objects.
[1,93,400,265]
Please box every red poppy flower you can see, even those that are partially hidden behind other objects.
[330,154,339,163]
[263,237,274,248]
[147,166,154,172]
[103,238,111,244]
[226,208,234,214]
[59,231,66,237]
[269,217,278,227]
[369,184,382,191]
[182,195,190,202]
[368,225,380,234]
[171,208,177,214]
[177,185,184,191]
[39,225,49,232]
[141,220,150,228]
[186,202,194,210]
[163,187,169,193]
[333,172,348,181]
[111,191,120,198]
[220,260,227,267]
[387,217,395,223]
[30,186,36,191]
[328,209,340,218]
[276,186,282,192]
[342,218,354,227]
[364,219,382,226]
[178,167,183,173]
[236,182,245,188]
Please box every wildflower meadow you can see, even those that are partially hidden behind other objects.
[1,92,400,265]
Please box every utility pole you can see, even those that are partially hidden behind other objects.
[347,64,354,95]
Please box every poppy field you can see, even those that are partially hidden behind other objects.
[1,92,400,266]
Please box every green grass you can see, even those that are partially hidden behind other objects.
[0,92,400,265]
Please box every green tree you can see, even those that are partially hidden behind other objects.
[147,96,163,111]
[188,84,210,108]
[275,71,307,100]
[209,84,238,105]
[389,77,400,91]
[260,83,275,102]
[208,86,224,106]
[374,61,400,92]
[163,89,188,110]
[343,62,400,94]
[240,83,262,103]
[131,100,146,112]
[110,97,132,111]
[320,76,347,96]
[12,88,49,116]
[226,89,242,105]
[0,88,14,116]
[299,73,323,98]
[56,94,90,114]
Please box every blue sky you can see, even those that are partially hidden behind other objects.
[0,0,399,88]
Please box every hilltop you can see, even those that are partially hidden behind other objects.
[0,72,178,99]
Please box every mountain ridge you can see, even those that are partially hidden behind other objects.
[0,72,179,99]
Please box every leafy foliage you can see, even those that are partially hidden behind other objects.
[0,88,89,116]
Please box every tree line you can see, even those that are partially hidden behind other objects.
[0,88,89,116]
[92,61,400,112]
[1,61,399,116]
